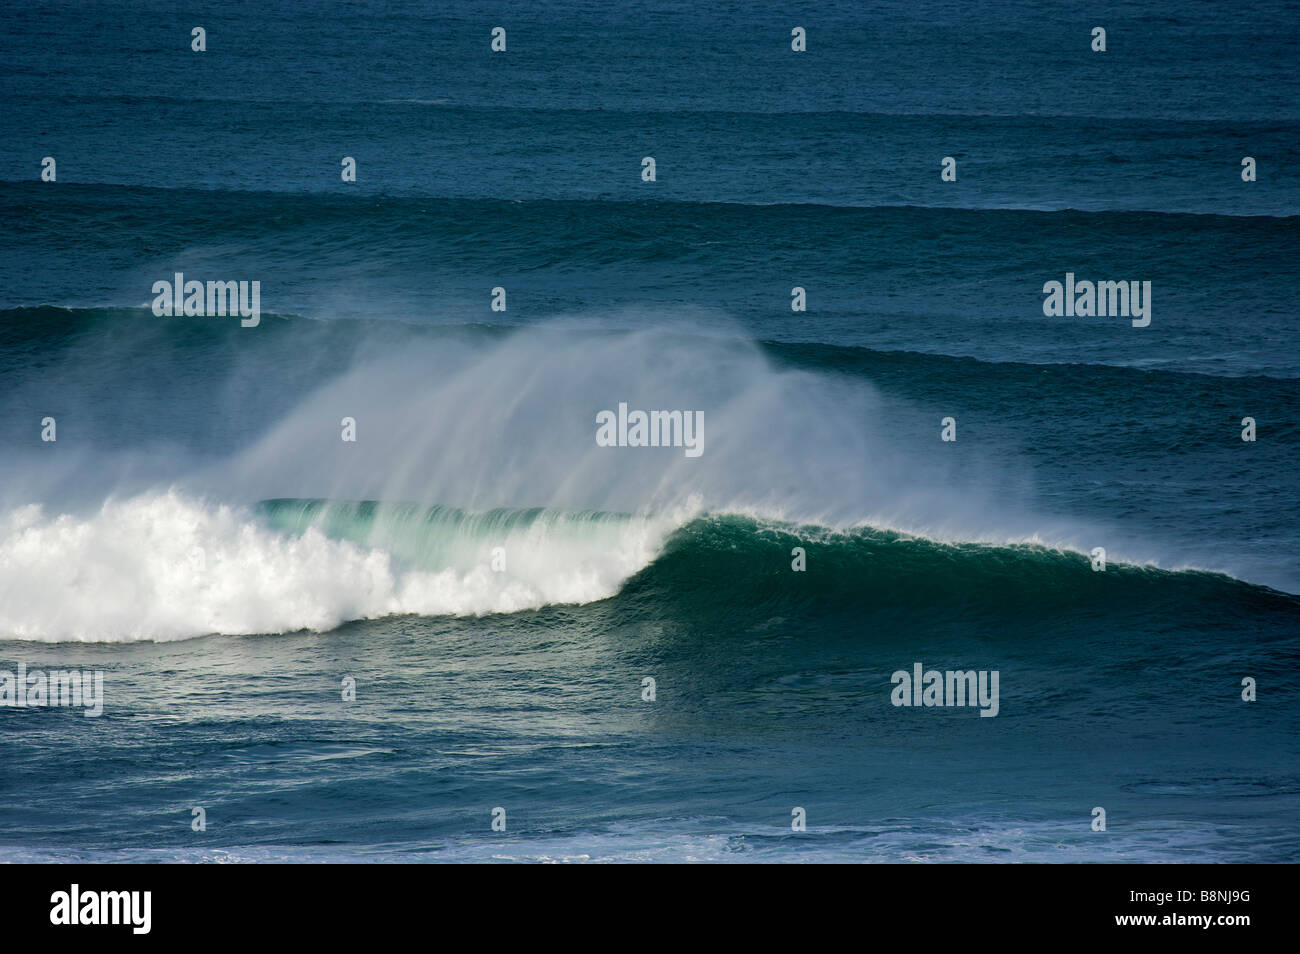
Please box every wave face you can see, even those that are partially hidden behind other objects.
[5,491,1296,643]
[10,488,1300,647]
[621,512,1300,620]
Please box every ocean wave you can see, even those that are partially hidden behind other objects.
[2,310,1295,623]
[2,492,1292,644]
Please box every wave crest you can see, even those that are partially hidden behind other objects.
[0,492,671,642]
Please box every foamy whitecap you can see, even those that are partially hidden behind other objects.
[0,490,671,642]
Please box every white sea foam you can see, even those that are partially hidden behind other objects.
[0,491,671,642]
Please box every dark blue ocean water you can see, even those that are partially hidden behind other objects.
[0,0,1297,862]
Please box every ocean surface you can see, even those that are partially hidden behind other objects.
[0,0,1297,862]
